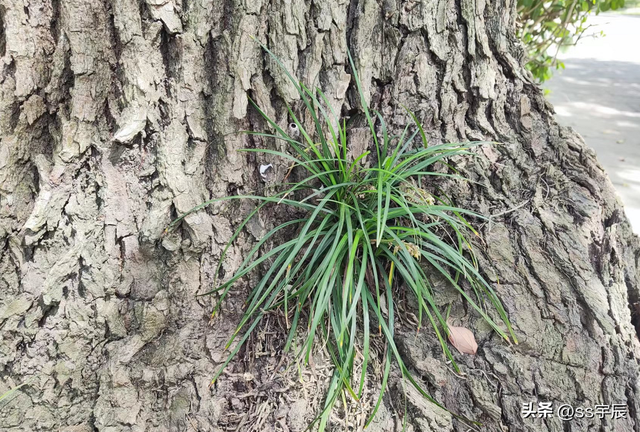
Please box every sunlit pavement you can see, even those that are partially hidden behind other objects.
[544,13,640,233]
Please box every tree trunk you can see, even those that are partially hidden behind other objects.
[1,0,639,431]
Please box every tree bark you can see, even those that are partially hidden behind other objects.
[1,0,639,431]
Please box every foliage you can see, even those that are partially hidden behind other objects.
[517,0,625,82]
[0,377,34,407]
[169,46,517,429]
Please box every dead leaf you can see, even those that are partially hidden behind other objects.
[448,325,478,355]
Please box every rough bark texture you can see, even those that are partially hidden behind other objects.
[1,0,639,431]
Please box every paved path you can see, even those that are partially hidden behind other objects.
[544,13,640,232]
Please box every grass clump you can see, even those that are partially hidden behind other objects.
[169,46,516,429]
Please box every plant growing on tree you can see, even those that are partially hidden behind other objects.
[517,0,625,82]
[0,377,34,407]
[168,46,517,429]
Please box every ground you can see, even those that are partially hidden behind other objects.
[544,12,640,232]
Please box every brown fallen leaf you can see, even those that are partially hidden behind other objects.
[448,325,478,355]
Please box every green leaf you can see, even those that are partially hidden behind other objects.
[168,43,512,431]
